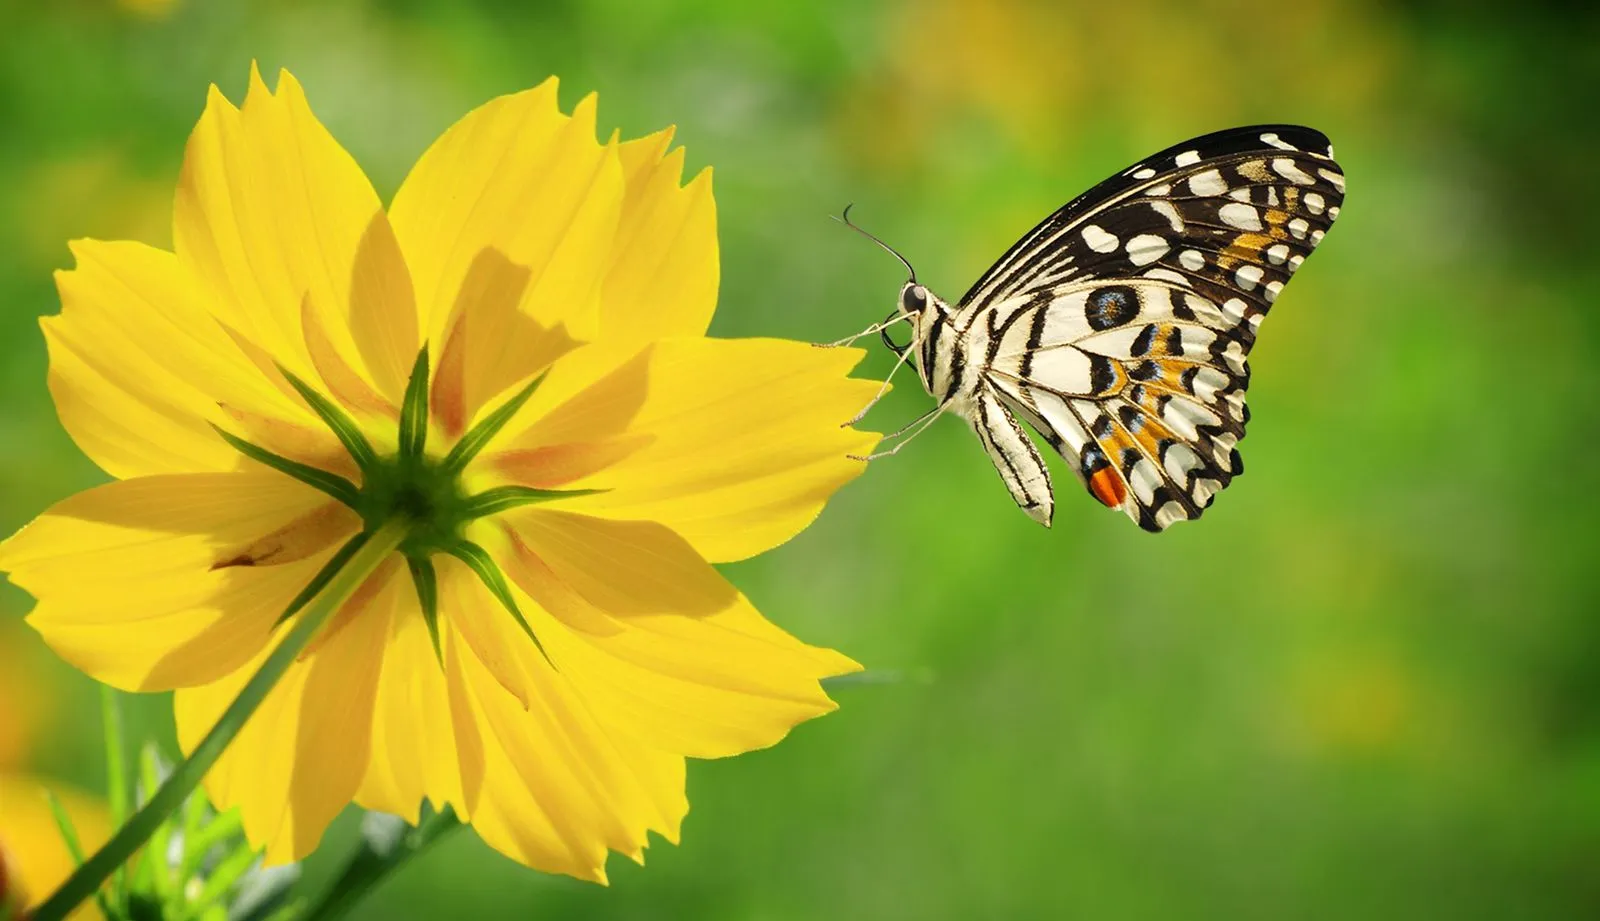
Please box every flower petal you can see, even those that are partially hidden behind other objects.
[46,239,321,478]
[492,338,880,561]
[389,79,624,433]
[0,472,356,691]
[599,128,718,348]
[173,66,417,409]
[173,566,396,863]
[444,574,687,880]
[493,510,859,759]
[354,583,480,824]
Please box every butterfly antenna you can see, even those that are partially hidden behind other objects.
[834,204,917,283]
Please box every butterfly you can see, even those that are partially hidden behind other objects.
[833,125,1344,531]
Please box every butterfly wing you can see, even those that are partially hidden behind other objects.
[962,125,1343,531]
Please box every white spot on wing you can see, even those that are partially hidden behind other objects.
[1266,243,1290,265]
[1304,192,1327,215]
[1132,166,1157,179]
[1218,202,1263,231]
[1260,132,1298,151]
[1288,254,1305,272]
[1327,205,1340,220]
[1187,169,1226,197]
[1081,224,1119,253]
[1148,200,1184,231]
[1234,265,1263,291]
[1288,217,1309,239]
[1125,234,1170,267]
[1128,458,1160,505]
[1264,280,1284,303]
[1142,267,1191,287]
[1144,183,1172,197]
[1271,158,1315,184]
[1318,168,1345,191]
[1179,249,1205,271]
[1174,149,1202,167]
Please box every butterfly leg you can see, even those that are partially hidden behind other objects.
[841,332,923,427]
[849,402,947,461]
[817,311,914,348]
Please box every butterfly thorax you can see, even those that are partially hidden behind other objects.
[900,284,977,406]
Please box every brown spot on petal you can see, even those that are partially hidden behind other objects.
[301,293,398,421]
[216,403,361,481]
[210,502,359,570]
[490,433,654,489]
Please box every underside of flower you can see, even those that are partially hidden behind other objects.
[213,346,594,665]
[1,66,880,880]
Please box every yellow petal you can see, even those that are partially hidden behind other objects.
[0,775,108,920]
[174,568,395,863]
[388,80,623,433]
[494,511,859,759]
[354,586,476,823]
[493,337,881,562]
[173,66,417,408]
[0,472,356,691]
[599,128,718,348]
[449,594,687,880]
[46,239,319,479]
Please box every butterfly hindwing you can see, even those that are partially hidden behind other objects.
[960,125,1343,531]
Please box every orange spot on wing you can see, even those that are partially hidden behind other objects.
[1088,466,1127,508]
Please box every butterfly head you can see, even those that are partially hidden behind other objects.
[898,281,931,317]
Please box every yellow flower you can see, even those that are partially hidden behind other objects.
[0,67,876,880]
[0,775,108,920]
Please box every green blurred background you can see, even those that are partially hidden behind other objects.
[4,0,1599,917]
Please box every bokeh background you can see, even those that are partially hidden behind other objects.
[3,0,1599,918]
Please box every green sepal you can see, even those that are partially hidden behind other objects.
[278,365,379,473]
[276,531,371,626]
[460,485,607,520]
[446,539,553,667]
[407,554,444,667]
[211,425,361,508]
[398,346,431,463]
[439,371,546,478]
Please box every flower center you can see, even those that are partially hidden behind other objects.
[212,346,584,665]
[357,455,471,558]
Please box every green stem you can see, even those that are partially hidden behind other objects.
[99,685,128,912]
[31,519,410,921]
[300,810,463,921]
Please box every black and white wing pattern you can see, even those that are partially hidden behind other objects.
[966,125,1343,532]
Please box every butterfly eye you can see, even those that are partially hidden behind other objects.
[901,285,928,312]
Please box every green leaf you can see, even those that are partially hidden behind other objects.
[277,532,371,625]
[398,346,431,462]
[185,840,258,915]
[439,371,546,478]
[99,686,129,915]
[45,789,87,864]
[407,554,443,667]
[459,485,606,520]
[212,426,361,508]
[46,788,116,920]
[278,366,379,472]
[446,540,552,666]
[137,744,176,903]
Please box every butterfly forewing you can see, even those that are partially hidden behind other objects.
[960,125,1343,531]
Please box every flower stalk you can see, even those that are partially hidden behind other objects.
[30,517,411,921]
